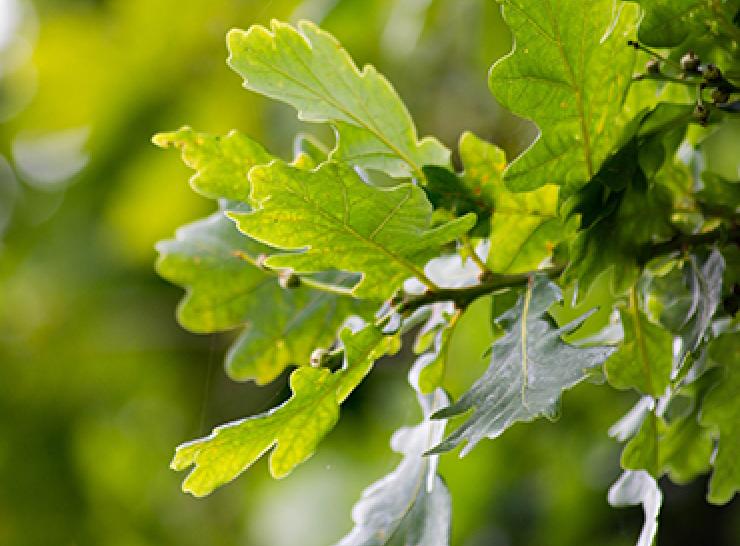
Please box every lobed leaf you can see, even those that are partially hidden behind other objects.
[489,0,639,192]
[565,174,674,296]
[171,325,395,497]
[336,391,451,546]
[701,331,740,505]
[456,132,576,273]
[605,293,673,398]
[620,412,665,477]
[227,20,449,179]
[156,211,370,384]
[430,277,614,455]
[650,250,725,366]
[229,160,476,300]
[152,126,270,201]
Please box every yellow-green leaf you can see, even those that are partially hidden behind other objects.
[171,325,394,497]
[227,20,449,179]
[230,160,476,300]
[490,1,639,191]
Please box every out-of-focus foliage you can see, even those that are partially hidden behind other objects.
[1,1,738,546]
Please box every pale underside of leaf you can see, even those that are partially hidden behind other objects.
[226,20,449,179]
[337,391,451,546]
[430,277,614,455]
[608,470,663,546]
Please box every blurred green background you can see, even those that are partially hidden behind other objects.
[0,1,737,545]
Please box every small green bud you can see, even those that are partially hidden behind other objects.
[645,59,661,74]
[278,270,301,289]
[680,51,700,72]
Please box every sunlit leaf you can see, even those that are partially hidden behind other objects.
[456,132,576,272]
[156,211,370,384]
[152,126,271,201]
[229,160,475,300]
[171,325,394,496]
[227,20,449,179]
[489,0,638,191]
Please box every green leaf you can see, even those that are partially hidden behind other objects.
[660,412,713,484]
[605,292,673,397]
[156,211,370,384]
[565,176,674,295]
[410,308,458,395]
[229,160,476,300]
[621,412,665,477]
[336,391,451,546]
[171,325,394,497]
[227,20,449,179]
[701,331,740,505]
[455,132,576,273]
[634,0,714,47]
[608,470,662,546]
[152,126,271,202]
[549,269,621,344]
[489,1,638,191]
[430,277,614,455]
[697,172,740,217]
[422,166,493,237]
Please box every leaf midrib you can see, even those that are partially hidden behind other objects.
[506,0,595,178]
[277,174,433,287]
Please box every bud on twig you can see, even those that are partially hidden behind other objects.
[310,348,329,368]
[645,58,661,74]
[278,269,301,289]
[680,51,700,72]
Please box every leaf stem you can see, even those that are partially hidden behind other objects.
[627,40,683,71]
[232,250,355,297]
[461,235,492,276]
[632,73,703,87]
[399,225,734,315]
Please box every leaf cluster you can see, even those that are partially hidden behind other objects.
[154,4,740,544]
